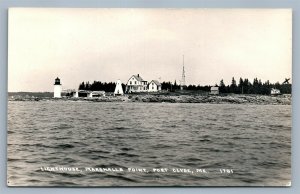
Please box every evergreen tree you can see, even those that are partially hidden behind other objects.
[219,79,226,93]
[274,81,281,89]
[262,80,271,95]
[161,81,172,91]
[252,78,259,94]
[238,78,244,94]
[174,80,179,90]
[79,82,85,90]
[230,77,237,93]
[243,78,250,94]
[258,79,263,94]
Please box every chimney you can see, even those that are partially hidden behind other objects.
[137,74,139,77]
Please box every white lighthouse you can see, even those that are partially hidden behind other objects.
[54,77,62,98]
[114,79,124,96]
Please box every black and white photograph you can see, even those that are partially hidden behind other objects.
[7,8,292,187]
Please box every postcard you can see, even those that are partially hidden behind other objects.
[7,8,292,186]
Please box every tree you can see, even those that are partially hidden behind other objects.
[79,82,85,90]
[174,80,180,90]
[219,79,226,93]
[252,78,259,94]
[230,77,237,93]
[238,78,244,94]
[262,80,271,95]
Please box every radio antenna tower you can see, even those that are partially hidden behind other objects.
[180,55,186,90]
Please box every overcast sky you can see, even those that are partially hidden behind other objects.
[8,8,292,92]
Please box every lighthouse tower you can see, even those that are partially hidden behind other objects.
[54,77,62,98]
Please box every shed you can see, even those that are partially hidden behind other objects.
[210,87,219,95]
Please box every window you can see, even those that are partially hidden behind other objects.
[130,81,132,84]
[135,81,136,84]
[152,86,154,89]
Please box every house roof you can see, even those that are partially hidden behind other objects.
[132,74,144,82]
[150,80,161,86]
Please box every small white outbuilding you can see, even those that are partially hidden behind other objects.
[210,86,219,95]
[271,88,280,95]
[114,79,124,95]
[148,80,162,92]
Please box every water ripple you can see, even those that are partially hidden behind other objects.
[7,102,291,186]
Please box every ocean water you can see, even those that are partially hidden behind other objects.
[7,101,291,186]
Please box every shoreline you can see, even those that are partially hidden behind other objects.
[8,94,292,105]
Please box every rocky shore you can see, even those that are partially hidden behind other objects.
[9,94,291,105]
[128,94,291,105]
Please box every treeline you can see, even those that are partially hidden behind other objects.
[161,77,291,94]
[78,77,291,95]
[78,81,126,92]
[161,81,211,92]
[219,77,291,94]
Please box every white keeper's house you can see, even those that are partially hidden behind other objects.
[126,74,148,93]
[125,74,162,93]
